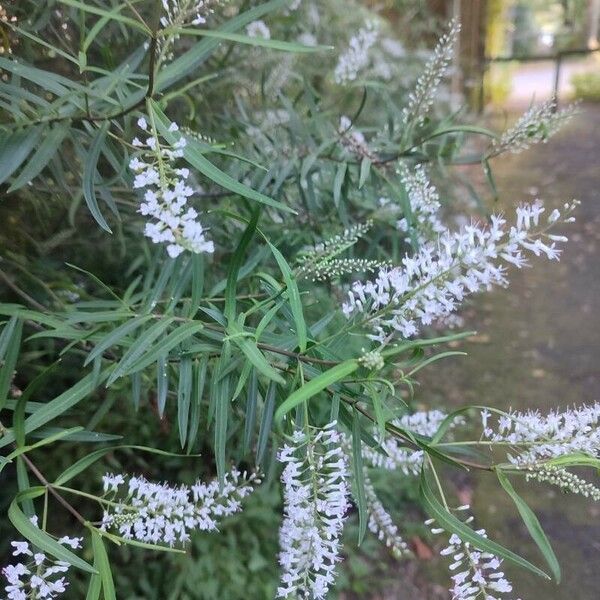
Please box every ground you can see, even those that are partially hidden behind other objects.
[362,103,600,600]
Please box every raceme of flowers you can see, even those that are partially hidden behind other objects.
[491,99,576,156]
[160,0,219,28]
[401,19,460,127]
[362,410,456,474]
[100,468,259,546]
[343,198,577,342]
[428,507,516,600]
[295,220,388,281]
[277,423,351,599]
[524,465,600,501]
[363,471,410,558]
[129,117,214,258]
[397,164,446,246]
[2,536,81,600]
[480,402,600,466]
[334,22,379,85]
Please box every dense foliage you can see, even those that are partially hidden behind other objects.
[0,1,597,599]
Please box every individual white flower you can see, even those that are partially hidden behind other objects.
[277,422,350,599]
[129,117,214,257]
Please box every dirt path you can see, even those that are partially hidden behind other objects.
[413,104,600,600]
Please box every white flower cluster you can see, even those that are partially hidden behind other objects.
[160,0,217,28]
[492,99,576,156]
[397,165,446,246]
[428,507,516,600]
[525,465,600,501]
[362,410,452,473]
[480,402,600,466]
[277,423,350,599]
[2,537,81,600]
[100,468,259,546]
[402,19,460,127]
[364,472,410,558]
[334,22,379,85]
[343,200,576,342]
[296,220,387,281]
[246,20,271,40]
[158,0,221,58]
[129,117,214,258]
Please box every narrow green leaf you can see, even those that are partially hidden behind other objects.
[106,319,174,385]
[358,157,371,189]
[157,353,168,418]
[242,369,258,454]
[186,355,208,453]
[173,28,331,53]
[83,122,112,232]
[57,0,150,33]
[84,315,153,366]
[333,162,347,207]
[0,127,42,185]
[8,126,68,192]
[275,360,358,423]
[214,342,231,482]
[228,323,285,385]
[224,211,259,322]
[256,382,276,465]
[0,317,22,411]
[90,530,116,600]
[497,470,561,583]
[177,357,193,448]
[267,242,307,352]
[352,412,368,545]
[123,322,203,378]
[0,372,103,450]
[419,470,550,580]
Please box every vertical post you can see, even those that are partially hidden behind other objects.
[552,53,563,110]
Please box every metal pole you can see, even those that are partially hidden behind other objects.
[552,53,563,110]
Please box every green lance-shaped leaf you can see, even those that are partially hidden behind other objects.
[0,316,22,411]
[275,360,358,424]
[267,242,307,352]
[0,127,42,185]
[228,322,285,385]
[83,122,112,232]
[419,469,550,580]
[84,315,154,366]
[90,529,117,600]
[9,489,97,574]
[105,318,175,385]
[8,126,69,192]
[352,411,368,545]
[497,469,561,583]
[172,28,332,53]
[0,371,105,450]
